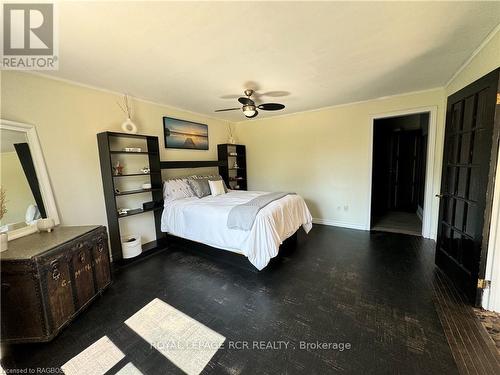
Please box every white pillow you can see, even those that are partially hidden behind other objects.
[208,180,226,196]
[163,179,194,204]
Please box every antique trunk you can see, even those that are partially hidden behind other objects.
[0,226,111,343]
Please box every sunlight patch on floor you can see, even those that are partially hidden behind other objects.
[125,298,225,375]
[116,362,143,375]
[61,336,124,375]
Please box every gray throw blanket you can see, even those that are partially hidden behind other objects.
[227,192,293,231]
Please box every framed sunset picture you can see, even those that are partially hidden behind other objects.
[162,116,209,150]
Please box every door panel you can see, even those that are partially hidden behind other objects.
[71,245,95,309]
[436,69,499,304]
[46,258,74,330]
[389,130,421,211]
[92,238,111,291]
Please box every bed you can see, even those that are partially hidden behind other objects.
[161,190,312,270]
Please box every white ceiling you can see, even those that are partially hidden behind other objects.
[45,1,500,121]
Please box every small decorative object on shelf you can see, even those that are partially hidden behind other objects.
[233,161,239,169]
[118,94,138,134]
[36,218,55,233]
[229,152,238,156]
[113,161,124,176]
[123,147,142,152]
[117,208,131,215]
[141,182,152,189]
[140,167,150,174]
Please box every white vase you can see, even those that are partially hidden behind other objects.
[0,233,8,252]
[121,118,138,134]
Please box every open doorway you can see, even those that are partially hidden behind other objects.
[370,112,430,236]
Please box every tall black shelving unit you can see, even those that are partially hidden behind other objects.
[218,144,247,190]
[97,131,166,262]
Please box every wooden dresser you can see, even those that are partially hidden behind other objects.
[0,226,111,343]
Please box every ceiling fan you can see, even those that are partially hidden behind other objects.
[215,89,285,118]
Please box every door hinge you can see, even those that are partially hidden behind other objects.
[477,279,491,289]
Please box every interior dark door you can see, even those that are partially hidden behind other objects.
[390,130,420,211]
[436,68,500,305]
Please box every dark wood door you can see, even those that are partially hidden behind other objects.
[389,130,421,211]
[436,68,500,305]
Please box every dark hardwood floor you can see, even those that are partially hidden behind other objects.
[433,269,500,374]
[1,225,459,374]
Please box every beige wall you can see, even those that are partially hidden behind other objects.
[0,151,35,226]
[235,89,446,237]
[446,27,500,95]
[0,71,231,242]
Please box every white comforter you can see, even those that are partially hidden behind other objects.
[161,191,313,270]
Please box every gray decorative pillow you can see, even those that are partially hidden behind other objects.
[190,175,228,193]
[187,179,211,198]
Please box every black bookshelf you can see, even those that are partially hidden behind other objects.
[218,144,247,190]
[97,131,166,262]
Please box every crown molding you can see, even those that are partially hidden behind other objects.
[23,72,230,124]
[445,23,500,88]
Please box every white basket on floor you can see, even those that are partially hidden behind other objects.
[121,234,142,258]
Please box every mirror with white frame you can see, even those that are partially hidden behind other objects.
[0,119,59,241]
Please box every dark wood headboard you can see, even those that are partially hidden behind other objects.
[160,160,227,169]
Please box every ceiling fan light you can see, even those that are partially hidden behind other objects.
[243,104,256,117]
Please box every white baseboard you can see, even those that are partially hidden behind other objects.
[312,218,367,231]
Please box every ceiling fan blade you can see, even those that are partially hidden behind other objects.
[214,107,241,112]
[257,103,285,111]
[238,97,254,105]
